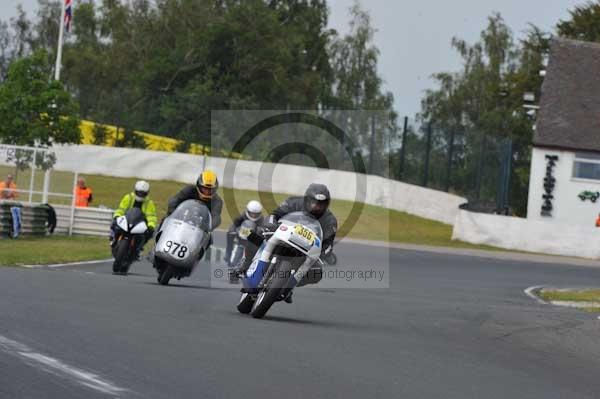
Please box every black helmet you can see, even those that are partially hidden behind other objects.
[303,183,330,218]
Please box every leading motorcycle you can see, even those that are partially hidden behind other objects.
[237,211,323,319]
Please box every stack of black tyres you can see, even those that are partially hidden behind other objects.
[0,202,49,238]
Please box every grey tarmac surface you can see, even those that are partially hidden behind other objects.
[1,232,600,399]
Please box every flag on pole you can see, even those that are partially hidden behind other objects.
[55,0,69,80]
[64,0,73,33]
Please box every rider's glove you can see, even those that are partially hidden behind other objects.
[261,222,279,234]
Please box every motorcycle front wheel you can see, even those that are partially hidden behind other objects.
[237,293,255,314]
[112,239,130,274]
[250,263,293,319]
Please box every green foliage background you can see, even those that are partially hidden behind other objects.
[0,1,597,216]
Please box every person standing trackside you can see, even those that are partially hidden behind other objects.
[74,177,93,207]
[0,174,18,200]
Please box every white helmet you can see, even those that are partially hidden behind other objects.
[245,200,263,221]
[134,180,150,201]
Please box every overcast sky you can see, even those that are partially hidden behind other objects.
[2,0,586,116]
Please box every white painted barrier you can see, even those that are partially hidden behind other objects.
[452,209,600,259]
[52,144,465,225]
[53,205,113,236]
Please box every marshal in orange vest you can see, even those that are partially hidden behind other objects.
[74,178,93,207]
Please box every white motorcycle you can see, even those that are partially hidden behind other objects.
[237,211,323,319]
[111,207,148,275]
[153,200,212,285]
[228,219,257,268]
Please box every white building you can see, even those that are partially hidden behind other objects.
[527,39,600,227]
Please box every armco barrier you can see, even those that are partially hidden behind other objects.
[53,205,113,236]
[451,209,600,259]
[52,144,465,225]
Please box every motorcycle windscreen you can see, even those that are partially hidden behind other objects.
[125,207,146,230]
[155,219,207,268]
[169,199,212,231]
[279,211,323,251]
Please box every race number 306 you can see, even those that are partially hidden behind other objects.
[163,240,189,258]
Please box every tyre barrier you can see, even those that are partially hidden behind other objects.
[0,202,49,238]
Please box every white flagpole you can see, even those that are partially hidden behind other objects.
[54,0,66,81]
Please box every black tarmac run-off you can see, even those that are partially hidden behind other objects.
[1,232,600,399]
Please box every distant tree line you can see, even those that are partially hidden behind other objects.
[1,0,599,215]
[0,0,397,176]
[389,3,600,215]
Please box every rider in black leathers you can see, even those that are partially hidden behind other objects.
[166,170,223,230]
[152,171,222,266]
[238,183,337,302]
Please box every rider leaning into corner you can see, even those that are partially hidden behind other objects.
[166,169,223,230]
[238,183,337,303]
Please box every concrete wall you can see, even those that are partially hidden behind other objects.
[52,144,465,225]
[527,147,600,227]
[452,209,600,259]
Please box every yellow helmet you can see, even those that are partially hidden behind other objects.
[196,170,219,200]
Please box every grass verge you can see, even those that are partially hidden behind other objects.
[539,289,600,303]
[0,236,110,266]
[538,289,600,313]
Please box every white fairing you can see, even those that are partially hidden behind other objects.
[273,222,321,259]
[247,213,322,282]
[156,220,209,268]
[116,216,128,232]
[130,221,148,234]
[153,200,212,270]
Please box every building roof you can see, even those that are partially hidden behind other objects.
[535,38,600,153]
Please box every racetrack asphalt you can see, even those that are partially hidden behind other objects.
[1,231,600,398]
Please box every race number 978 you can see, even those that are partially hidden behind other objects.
[164,240,188,258]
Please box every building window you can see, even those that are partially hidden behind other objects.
[573,153,600,181]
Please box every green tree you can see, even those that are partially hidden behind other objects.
[328,3,397,174]
[115,126,147,149]
[0,0,396,166]
[92,123,109,145]
[418,14,539,214]
[0,49,80,148]
[10,5,33,59]
[558,1,600,42]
